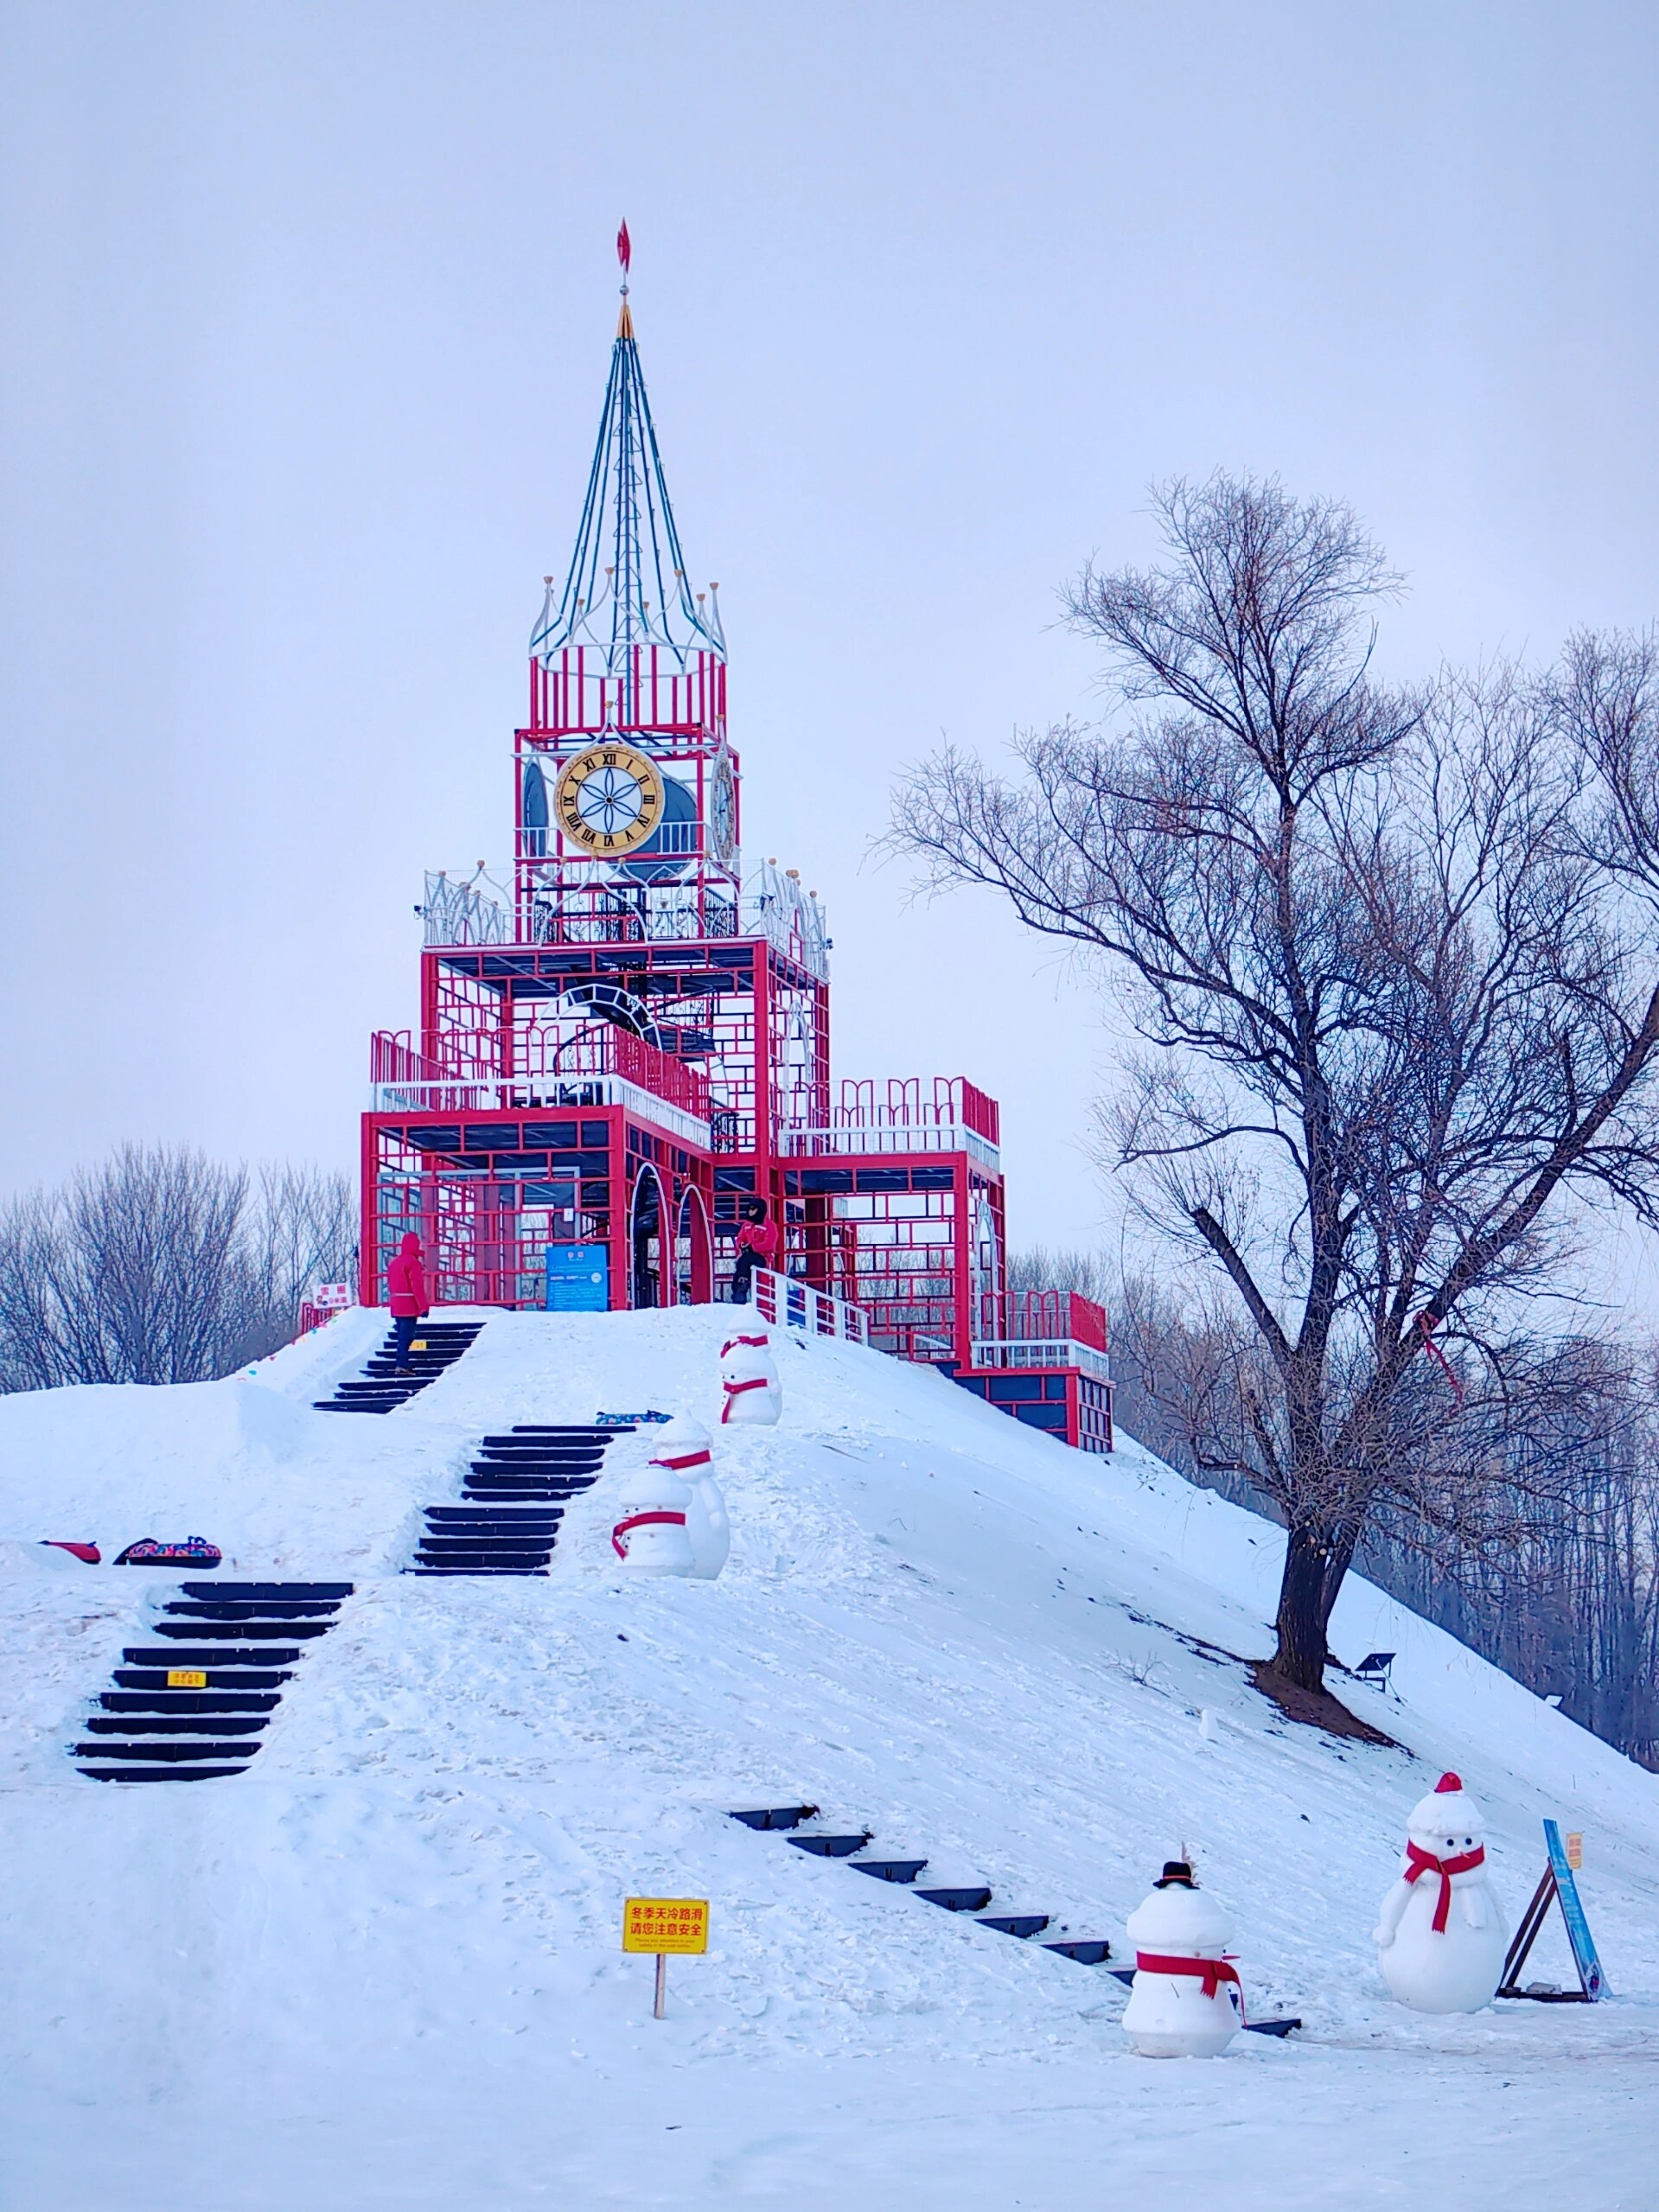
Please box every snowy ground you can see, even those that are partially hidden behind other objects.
[2,1304,1656,2210]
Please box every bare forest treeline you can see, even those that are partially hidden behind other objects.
[1013,1246,1659,1768]
[0,1146,356,1392]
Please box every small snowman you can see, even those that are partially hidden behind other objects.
[719,1330,782,1427]
[609,1458,693,1574]
[1373,1771,1508,2014]
[1121,1859,1243,2058]
[648,1414,730,1580]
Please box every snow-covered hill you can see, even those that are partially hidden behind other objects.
[2,1305,1656,2211]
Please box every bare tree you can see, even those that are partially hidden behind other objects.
[895,475,1659,1696]
[0,1146,356,1391]
[1089,1244,1659,1761]
[227,1163,357,1367]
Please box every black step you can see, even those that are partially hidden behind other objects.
[406,1557,546,1575]
[183,1582,353,1601]
[500,1433,623,1450]
[1043,1938,1112,1965]
[470,1457,603,1475]
[416,1539,559,1557]
[165,1601,341,1620]
[83,1714,271,1736]
[414,1546,554,1563]
[100,1692,279,1714]
[464,1482,592,1500]
[424,1510,563,1527]
[115,1667,290,1691]
[730,1806,819,1832]
[916,1886,994,1913]
[78,1764,253,1782]
[1244,2018,1302,2038]
[978,1914,1051,1938]
[851,1858,928,1884]
[314,1401,394,1413]
[473,1437,604,1451]
[124,1646,303,1668]
[787,1833,873,1858]
[466,1469,595,1487]
[73,1739,260,1763]
[151,1620,329,1641]
[412,1555,551,1572]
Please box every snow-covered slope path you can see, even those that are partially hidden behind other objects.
[2,1304,1656,2211]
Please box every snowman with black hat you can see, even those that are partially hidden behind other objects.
[1120,1856,1245,2057]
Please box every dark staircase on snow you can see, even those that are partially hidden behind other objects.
[71,1582,354,1782]
[731,1806,1113,1966]
[313,1321,484,1415]
[406,1423,635,1578]
[729,1805,1299,2032]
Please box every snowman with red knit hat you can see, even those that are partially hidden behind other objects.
[1373,1771,1509,2013]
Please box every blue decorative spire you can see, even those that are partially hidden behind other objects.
[531,249,724,678]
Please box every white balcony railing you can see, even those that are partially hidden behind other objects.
[970,1338,1113,1386]
[785,1123,1000,1171]
[750,1267,870,1346]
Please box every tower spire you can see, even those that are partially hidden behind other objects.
[531,229,723,682]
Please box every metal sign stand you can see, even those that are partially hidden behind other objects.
[1498,1820,1606,2002]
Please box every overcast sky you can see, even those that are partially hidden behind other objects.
[3,1,1657,1306]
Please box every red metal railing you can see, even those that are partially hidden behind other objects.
[995,1290,1110,1354]
[370,1027,711,1122]
[529,644,726,741]
[370,1032,447,1086]
[825,1077,1001,1145]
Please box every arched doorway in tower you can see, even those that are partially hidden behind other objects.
[629,1164,667,1310]
[674,1187,712,1305]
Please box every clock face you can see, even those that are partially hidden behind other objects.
[553,744,666,857]
[710,749,737,867]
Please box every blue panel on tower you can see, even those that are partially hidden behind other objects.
[546,1244,610,1311]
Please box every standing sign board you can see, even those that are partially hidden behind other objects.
[623,1897,709,2018]
[1498,1818,1607,2002]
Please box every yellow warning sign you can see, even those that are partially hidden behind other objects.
[1566,1831,1584,1871]
[166,1669,208,1689]
[411,1340,429,1351]
[622,1897,709,1955]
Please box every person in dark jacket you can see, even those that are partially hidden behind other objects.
[730,1198,780,1304]
[386,1231,430,1373]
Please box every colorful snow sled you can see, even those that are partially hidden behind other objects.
[41,1541,101,1564]
[114,1537,223,1570]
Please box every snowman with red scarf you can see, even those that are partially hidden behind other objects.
[1121,1858,1244,2057]
[1374,1771,1509,2012]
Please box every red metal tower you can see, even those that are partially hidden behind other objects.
[360,242,1112,1451]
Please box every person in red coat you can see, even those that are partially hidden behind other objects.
[386,1231,430,1373]
[730,1199,780,1304]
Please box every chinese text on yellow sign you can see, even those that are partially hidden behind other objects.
[622,1898,709,1954]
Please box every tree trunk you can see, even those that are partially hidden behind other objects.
[1272,1520,1331,1690]
[1318,1523,1360,1634]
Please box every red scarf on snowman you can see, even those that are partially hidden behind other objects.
[1401,1774,1486,1932]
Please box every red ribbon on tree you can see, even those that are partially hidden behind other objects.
[1403,1841,1485,1932]
[1133,1953,1247,2021]
[1414,1311,1464,1403]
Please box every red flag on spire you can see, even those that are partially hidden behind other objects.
[616,220,631,273]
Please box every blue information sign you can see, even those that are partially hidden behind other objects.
[1542,1819,1607,2001]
